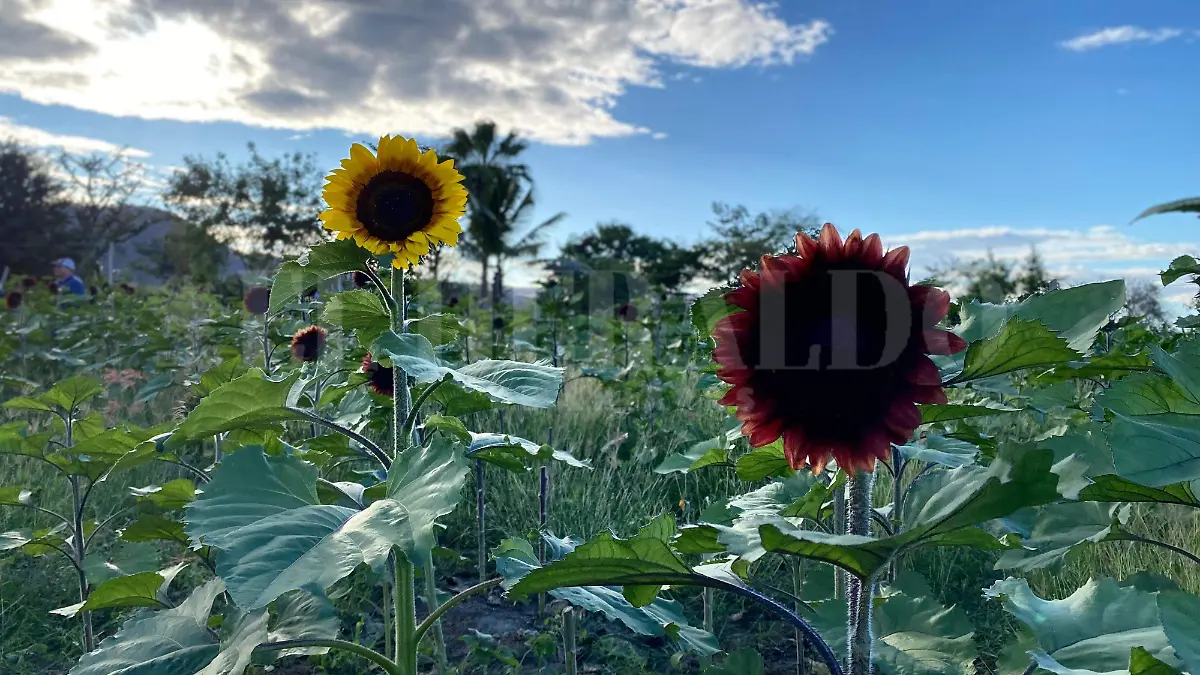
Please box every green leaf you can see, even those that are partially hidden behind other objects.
[41,377,105,411]
[1134,196,1200,223]
[264,589,342,657]
[169,369,305,445]
[704,648,765,675]
[897,435,980,468]
[705,474,817,562]
[69,579,225,675]
[1078,475,1200,508]
[734,441,793,481]
[1107,412,1200,488]
[918,403,1021,423]
[270,239,373,315]
[373,331,563,408]
[82,542,160,584]
[193,358,248,398]
[1158,591,1200,674]
[1129,647,1184,675]
[955,280,1125,352]
[955,319,1080,383]
[495,535,718,656]
[2,396,54,412]
[406,313,466,346]
[690,285,736,340]
[994,502,1132,572]
[323,290,390,350]
[763,446,1057,578]
[120,514,189,545]
[422,414,471,443]
[466,432,590,472]
[130,479,197,510]
[0,486,37,507]
[1160,255,1200,286]
[52,563,188,617]
[383,437,471,565]
[985,577,1183,675]
[185,448,414,609]
[197,607,270,675]
[655,432,733,475]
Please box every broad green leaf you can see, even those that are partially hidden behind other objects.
[919,403,1021,423]
[1129,647,1184,675]
[1079,475,1200,508]
[193,358,247,398]
[804,571,979,675]
[130,479,197,510]
[955,280,1125,352]
[169,369,304,445]
[705,473,817,562]
[3,396,54,412]
[1107,412,1200,487]
[41,377,105,411]
[734,441,793,481]
[898,435,980,468]
[1158,591,1200,674]
[406,313,466,346]
[426,381,496,416]
[382,437,471,565]
[690,285,736,340]
[134,372,175,404]
[1160,255,1200,286]
[264,589,341,657]
[763,446,1057,578]
[422,414,471,443]
[196,608,270,675]
[270,239,373,315]
[655,432,733,475]
[0,486,36,507]
[495,536,718,656]
[51,563,186,617]
[994,502,1132,572]
[82,542,160,585]
[56,424,162,479]
[704,648,765,675]
[69,579,225,675]
[186,449,413,608]
[120,514,189,545]
[1098,372,1200,416]
[955,319,1079,383]
[781,470,845,520]
[373,331,563,408]
[323,290,389,349]
[985,577,1183,675]
[466,432,590,472]
[1134,196,1200,223]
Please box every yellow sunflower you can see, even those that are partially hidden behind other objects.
[320,135,467,269]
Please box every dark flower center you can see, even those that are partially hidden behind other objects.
[742,263,921,443]
[356,171,435,242]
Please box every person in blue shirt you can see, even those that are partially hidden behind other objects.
[51,258,86,296]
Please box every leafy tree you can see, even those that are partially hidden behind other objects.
[0,140,73,275]
[1015,246,1054,299]
[701,202,821,284]
[56,150,151,274]
[1125,278,1170,329]
[560,221,704,293]
[133,220,228,287]
[162,143,323,266]
[442,121,530,299]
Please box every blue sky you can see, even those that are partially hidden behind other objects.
[2,0,1198,303]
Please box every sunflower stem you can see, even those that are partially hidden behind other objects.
[390,266,417,675]
[833,485,847,600]
[845,470,876,675]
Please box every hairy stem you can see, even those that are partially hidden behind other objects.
[286,406,390,468]
[476,459,487,584]
[390,266,417,675]
[415,578,503,642]
[421,551,449,675]
[563,607,578,675]
[833,484,847,600]
[846,470,876,675]
[1125,532,1200,566]
[65,412,94,654]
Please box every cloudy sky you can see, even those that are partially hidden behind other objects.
[3,0,1199,306]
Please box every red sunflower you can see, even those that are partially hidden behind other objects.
[361,352,395,397]
[5,291,22,310]
[243,286,270,315]
[290,325,328,362]
[616,303,638,322]
[712,223,965,475]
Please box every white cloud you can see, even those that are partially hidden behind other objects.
[1060,25,1185,52]
[0,0,832,146]
[0,116,150,157]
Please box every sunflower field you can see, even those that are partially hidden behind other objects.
[2,138,1200,675]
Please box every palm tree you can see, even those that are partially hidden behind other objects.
[441,121,530,299]
[470,169,565,305]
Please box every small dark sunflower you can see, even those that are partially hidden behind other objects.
[89,285,99,296]
[119,282,136,294]
[47,279,59,293]
[5,291,22,310]
[21,276,36,289]
[492,315,506,331]
[713,223,966,475]
[243,286,270,315]
[616,303,638,322]
[290,325,327,362]
[352,271,373,288]
[361,352,394,397]
[445,294,460,308]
